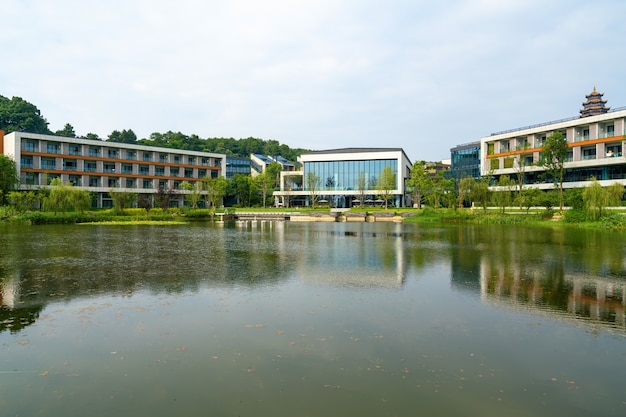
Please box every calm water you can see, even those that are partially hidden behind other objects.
[0,221,624,417]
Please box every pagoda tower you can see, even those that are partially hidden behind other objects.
[580,86,610,118]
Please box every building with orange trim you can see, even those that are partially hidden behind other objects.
[1,131,226,208]
[480,88,626,189]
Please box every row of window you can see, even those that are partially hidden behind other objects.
[22,172,206,189]
[21,139,221,166]
[20,156,219,178]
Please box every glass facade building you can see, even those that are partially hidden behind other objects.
[304,159,398,191]
[449,142,480,180]
[274,148,412,208]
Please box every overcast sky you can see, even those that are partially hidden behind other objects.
[2,0,625,161]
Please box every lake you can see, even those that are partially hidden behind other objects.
[0,221,624,416]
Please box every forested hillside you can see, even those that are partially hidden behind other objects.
[1,95,309,161]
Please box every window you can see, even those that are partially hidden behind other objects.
[184,168,193,178]
[108,149,118,158]
[126,150,137,160]
[85,162,97,172]
[159,154,168,162]
[142,179,152,189]
[170,167,180,176]
[89,147,101,157]
[490,158,500,170]
[139,165,150,175]
[143,152,153,162]
[104,163,116,173]
[487,143,495,155]
[122,164,133,174]
[198,169,207,178]
[41,157,56,170]
[500,141,510,153]
[23,140,38,152]
[47,143,61,154]
[125,178,136,188]
[108,178,119,187]
[69,175,82,186]
[202,158,210,166]
[173,155,181,163]
[69,145,82,156]
[188,156,196,164]
[21,156,33,168]
[503,157,514,169]
[582,147,596,160]
[89,176,100,187]
[63,160,78,171]
[155,167,165,176]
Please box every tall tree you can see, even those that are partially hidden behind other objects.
[55,123,76,138]
[406,161,427,208]
[0,155,20,204]
[110,191,137,215]
[0,95,50,134]
[376,165,396,209]
[108,129,137,143]
[539,131,569,212]
[305,171,321,208]
[355,171,368,208]
[204,177,228,209]
[180,181,204,209]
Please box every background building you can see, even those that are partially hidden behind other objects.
[448,141,481,180]
[2,131,226,208]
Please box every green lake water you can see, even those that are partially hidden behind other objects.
[0,221,624,416]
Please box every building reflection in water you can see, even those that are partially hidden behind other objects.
[478,258,625,331]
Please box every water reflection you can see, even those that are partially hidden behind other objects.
[0,223,625,335]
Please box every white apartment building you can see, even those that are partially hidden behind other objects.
[480,88,626,189]
[1,131,226,208]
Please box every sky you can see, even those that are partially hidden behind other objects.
[2,0,626,162]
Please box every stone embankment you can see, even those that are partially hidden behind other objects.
[217,211,409,222]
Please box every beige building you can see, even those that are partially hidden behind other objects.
[1,131,226,208]
[480,88,626,189]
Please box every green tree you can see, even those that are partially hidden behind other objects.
[376,165,396,209]
[492,175,515,213]
[457,177,475,208]
[71,188,92,213]
[583,179,624,220]
[0,155,20,204]
[539,131,568,212]
[180,181,204,209]
[43,178,73,214]
[406,161,428,208]
[108,129,137,143]
[255,172,275,208]
[7,191,38,213]
[230,174,254,207]
[471,176,491,211]
[55,123,76,138]
[110,191,136,215]
[0,95,50,134]
[305,172,321,208]
[355,171,368,208]
[84,132,101,140]
[204,177,228,209]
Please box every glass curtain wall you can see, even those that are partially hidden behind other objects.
[303,159,397,191]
